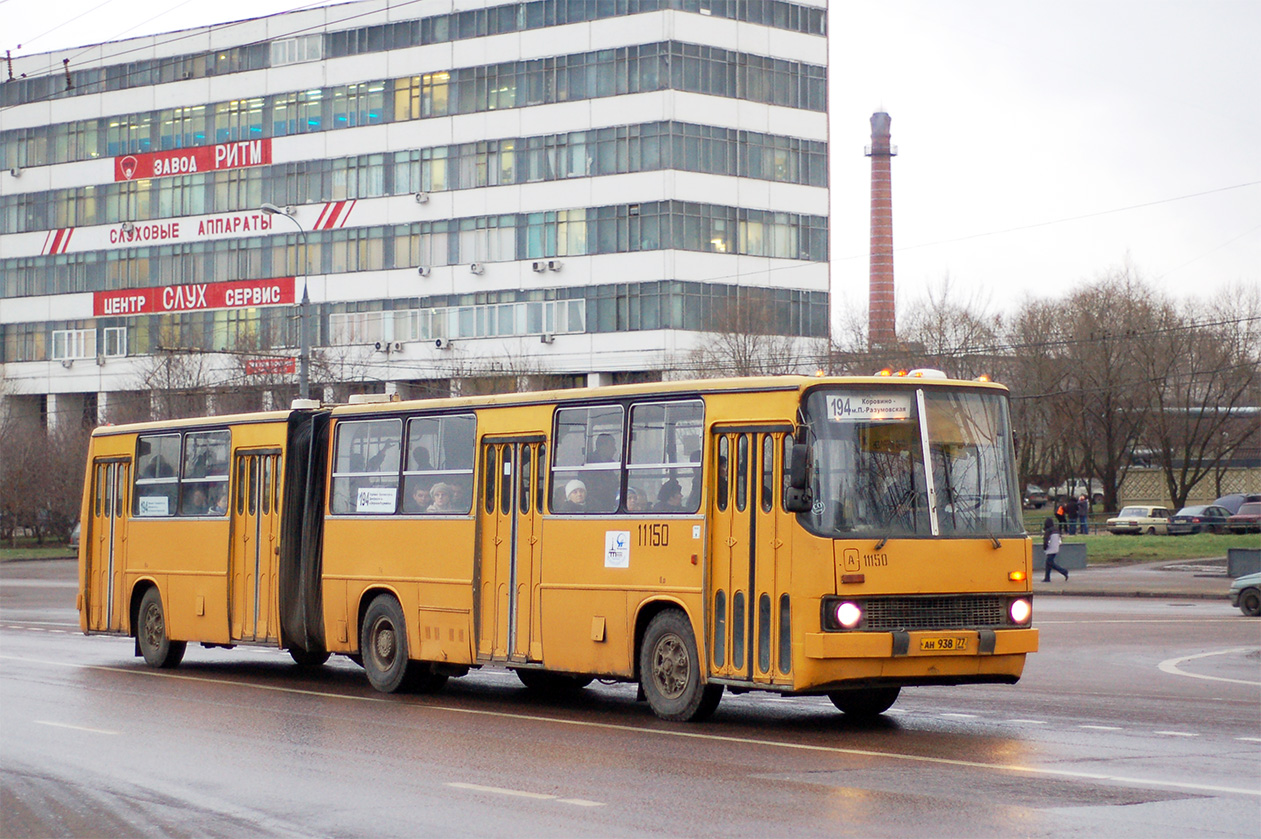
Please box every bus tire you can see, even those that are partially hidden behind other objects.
[828,686,901,718]
[289,647,331,667]
[137,587,185,669]
[361,594,414,693]
[516,669,593,694]
[639,610,722,722]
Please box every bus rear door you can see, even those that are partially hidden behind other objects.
[86,458,130,632]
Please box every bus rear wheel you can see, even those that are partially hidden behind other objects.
[361,595,414,693]
[828,686,901,718]
[136,588,186,669]
[639,610,722,722]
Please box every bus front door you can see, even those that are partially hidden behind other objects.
[229,450,281,643]
[477,438,545,662]
[710,428,792,685]
[87,459,130,632]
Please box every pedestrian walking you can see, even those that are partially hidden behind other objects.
[1042,518,1069,582]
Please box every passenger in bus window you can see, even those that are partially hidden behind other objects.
[207,486,228,516]
[409,483,432,513]
[427,483,457,513]
[625,486,644,513]
[654,479,684,512]
[585,433,621,509]
[410,446,431,471]
[184,485,209,515]
[562,479,587,512]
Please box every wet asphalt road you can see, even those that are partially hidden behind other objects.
[2,559,1258,838]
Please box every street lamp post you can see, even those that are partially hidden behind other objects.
[260,203,310,401]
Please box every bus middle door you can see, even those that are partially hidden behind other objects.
[230,449,281,642]
[477,437,545,662]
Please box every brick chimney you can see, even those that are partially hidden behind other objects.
[866,111,897,348]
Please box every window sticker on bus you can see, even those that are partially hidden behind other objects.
[356,486,396,514]
[825,393,913,423]
[605,531,630,568]
[138,495,169,516]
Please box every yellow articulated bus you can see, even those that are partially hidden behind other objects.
[78,374,1038,721]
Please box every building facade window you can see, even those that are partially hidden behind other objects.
[2,43,825,170]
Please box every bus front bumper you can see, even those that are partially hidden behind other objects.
[803,627,1039,659]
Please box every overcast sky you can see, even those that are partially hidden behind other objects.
[5,0,1259,319]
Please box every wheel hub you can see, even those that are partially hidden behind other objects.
[652,635,689,699]
[373,622,396,664]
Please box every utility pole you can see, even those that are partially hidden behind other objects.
[260,203,310,401]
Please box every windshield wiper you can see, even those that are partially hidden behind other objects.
[874,488,918,552]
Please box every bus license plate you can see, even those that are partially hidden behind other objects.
[919,635,968,653]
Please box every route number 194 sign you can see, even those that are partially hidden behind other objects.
[825,393,913,423]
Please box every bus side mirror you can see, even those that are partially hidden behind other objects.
[784,441,812,513]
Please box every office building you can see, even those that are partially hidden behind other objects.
[1,0,829,424]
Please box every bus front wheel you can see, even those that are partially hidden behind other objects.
[828,686,901,718]
[361,595,413,693]
[639,610,722,722]
[136,588,186,669]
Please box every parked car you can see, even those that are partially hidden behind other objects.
[1226,502,1261,533]
[1213,494,1261,515]
[1229,572,1261,617]
[69,521,81,550]
[1023,486,1047,510]
[1167,505,1232,535]
[1106,505,1172,535]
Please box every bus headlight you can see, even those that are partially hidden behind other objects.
[1009,598,1032,625]
[835,601,863,629]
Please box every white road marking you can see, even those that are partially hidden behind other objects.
[3,654,1258,799]
[35,720,119,735]
[446,782,605,807]
[1154,731,1199,738]
[940,713,977,718]
[1004,720,1047,725]
[1237,737,1261,743]
[1157,647,1260,686]
[1080,725,1122,731]
[447,782,555,800]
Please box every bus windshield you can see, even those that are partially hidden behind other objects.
[800,387,1023,539]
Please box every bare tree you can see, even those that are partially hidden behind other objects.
[1138,287,1261,508]
[1002,298,1078,499]
[0,412,88,545]
[898,276,1003,379]
[687,293,823,378]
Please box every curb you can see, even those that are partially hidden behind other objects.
[1033,588,1227,600]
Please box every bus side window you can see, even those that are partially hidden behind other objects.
[484,446,497,514]
[627,400,703,515]
[330,418,402,515]
[134,433,180,517]
[552,405,623,514]
[716,436,729,512]
[761,435,775,513]
[536,443,547,512]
